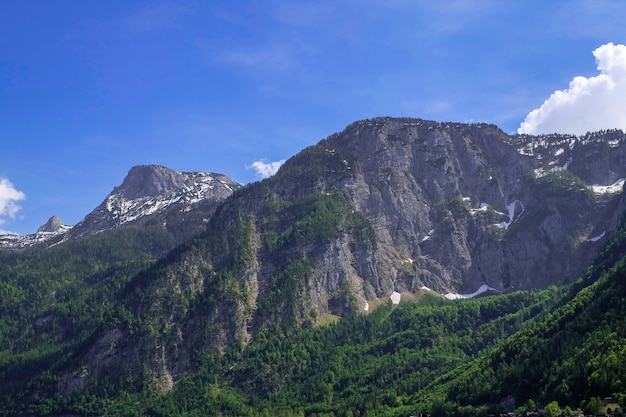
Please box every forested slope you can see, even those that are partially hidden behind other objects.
[1,218,626,416]
[434,219,626,413]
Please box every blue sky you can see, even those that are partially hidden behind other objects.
[1,1,625,235]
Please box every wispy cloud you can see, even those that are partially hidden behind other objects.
[67,1,189,41]
[220,44,296,72]
[553,0,626,39]
[273,2,337,27]
[248,159,286,179]
[518,43,626,135]
[0,178,26,227]
[123,1,188,34]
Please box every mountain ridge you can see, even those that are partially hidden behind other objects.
[0,165,241,249]
[263,117,625,294]
[1,117,626,416]
[2,118,624,294]
[56,117,625,393]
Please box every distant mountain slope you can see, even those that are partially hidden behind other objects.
[68,164,240,239]
[0,165,241,250]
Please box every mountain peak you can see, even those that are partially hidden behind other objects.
[68,165,241,239]
[37,215,66,233]
[0,164,241,249]
[115,165,189,200]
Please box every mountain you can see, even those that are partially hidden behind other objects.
[37,215,68,233]
[169,117,625,325]
[68,164,240,239]
[0,165,241,250]
[313,119,625,295]
[1,117,626,416]
[43,119,626,392]
[0,215,71,249]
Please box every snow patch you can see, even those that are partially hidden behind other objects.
[420,229,435,242]
[363,302,369,311]
[569,139,576,150]
[390,291,401,305]
[588,231,606,242]
[471,202,495,215]
[562,157,572,170]
[445,284,499,300]
[444,292,464,300]
[498,200,525,229]
[591,178,625,194]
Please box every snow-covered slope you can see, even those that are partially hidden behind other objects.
[0,222,70,250]
[508,129,626,186]
[0,165,241,250]
[69,165,240,239]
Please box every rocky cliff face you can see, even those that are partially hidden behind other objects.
[121,118,624,330]
[117,119,625,329]
[311,119,625,296]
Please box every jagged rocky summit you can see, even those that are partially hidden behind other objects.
[37,215,67,233]
[0,165,241,249]
[68,164,240,239]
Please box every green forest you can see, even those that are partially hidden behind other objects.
[1,209,626,416]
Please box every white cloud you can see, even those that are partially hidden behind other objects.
[0,178,26,223]
[248,159,286,179]
[518,43,626,135]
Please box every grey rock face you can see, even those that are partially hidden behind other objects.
[510,129,626,186]
[37,215,66,233]
[69,164,241,238]
[189,118,625,331]
[292,118,626,299]
[117,164,192,200]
